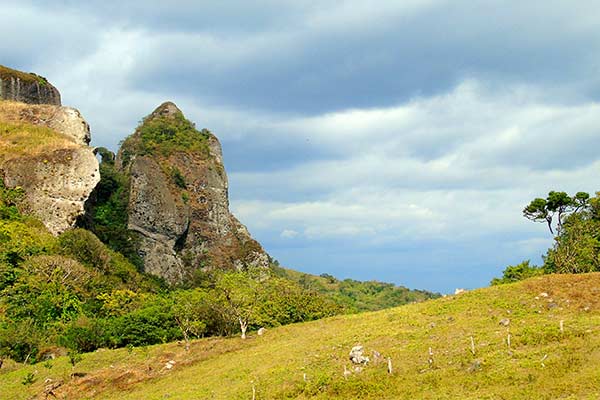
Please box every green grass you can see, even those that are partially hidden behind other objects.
[1,273,599,399]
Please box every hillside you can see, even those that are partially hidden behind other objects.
[2,273,598,399]
[273,266,439,312]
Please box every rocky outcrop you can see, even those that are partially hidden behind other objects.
[0,65,61,106]
[0,67,98,234]
[117,102,268,283]
[0,101,90,145]
[3,148,100,235]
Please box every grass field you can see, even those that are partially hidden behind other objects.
[1,273,599,399]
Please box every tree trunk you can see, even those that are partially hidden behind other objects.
[239,318,248,339]
[183,330,190,351]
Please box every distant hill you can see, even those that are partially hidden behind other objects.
[273,265,440,312]
[1,272,597,399]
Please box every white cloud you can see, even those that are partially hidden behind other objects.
[280,229,299,239]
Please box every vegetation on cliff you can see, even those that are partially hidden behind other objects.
[0,65,48,86]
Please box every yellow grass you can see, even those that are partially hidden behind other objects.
[0,101,76,164]
[1,273,599,399]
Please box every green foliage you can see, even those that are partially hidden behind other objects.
[21,372,36,386]
[135,113,210,158]
[523,191,590,235]
[171,166,187,189]
[497,190,600,284]
[78,155,142,269]
[543,212,600,274]
[491,260,543,285]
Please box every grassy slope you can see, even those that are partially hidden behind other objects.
[2,273,599,400]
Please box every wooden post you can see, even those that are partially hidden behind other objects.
[470,336,476,356]
[252,383,256,400]
[559,320,564,333]
[387,357,393,374]
[428,347,434,368]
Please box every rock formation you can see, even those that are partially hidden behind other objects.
[116,102,268,283]
[0,67,98,235]
[0,65,61,106]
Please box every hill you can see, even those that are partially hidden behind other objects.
[273,266,439,312]
[1,273,598,399]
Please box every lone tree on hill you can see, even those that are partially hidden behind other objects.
[523,191,589,235]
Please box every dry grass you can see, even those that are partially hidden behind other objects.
[1,273,599,399]
[0,101,76,164]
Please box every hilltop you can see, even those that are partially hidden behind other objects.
[1,272,598,399]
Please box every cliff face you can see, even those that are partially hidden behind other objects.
[0,65,61,106]
[0,67,98,235]
[117,102,267,283]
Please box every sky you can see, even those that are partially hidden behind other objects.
[2,1,600,293]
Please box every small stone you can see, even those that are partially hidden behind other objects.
[539,292,549,298]
[257,327,266,336]
[499,318,510,327]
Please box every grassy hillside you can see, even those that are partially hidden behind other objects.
[2,273,598,399]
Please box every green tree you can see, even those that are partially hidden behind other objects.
[491,260,543,285]
[171,289,210,350]
[214,268,266,339]
[524,191,589,235]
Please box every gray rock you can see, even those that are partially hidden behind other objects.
[0,65,61,105]
[116,102,268,283]
[349,345,370,365]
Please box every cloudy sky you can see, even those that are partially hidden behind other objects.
[3,1,600,293]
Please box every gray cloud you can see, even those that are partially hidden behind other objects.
[2,0,599,292]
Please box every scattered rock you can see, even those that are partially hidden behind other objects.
[454,288,467,295]
[583,306,591,312]
[547,302,558,310]
[499,318,510,327]
[257,327,266,336]
[164,360,176,370]
[539,292,549,298]
[349,346,370,365]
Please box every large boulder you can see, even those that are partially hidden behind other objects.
[0,67,98,235]
[116,102,268,283]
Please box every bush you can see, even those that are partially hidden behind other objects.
[491,260,543,285]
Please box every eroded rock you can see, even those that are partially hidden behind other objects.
[116,102,268,283]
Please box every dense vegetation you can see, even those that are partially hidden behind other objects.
[119,110,211,166]
[493,190,600,284]
[0,182,342,365]
[78,147,142,268]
